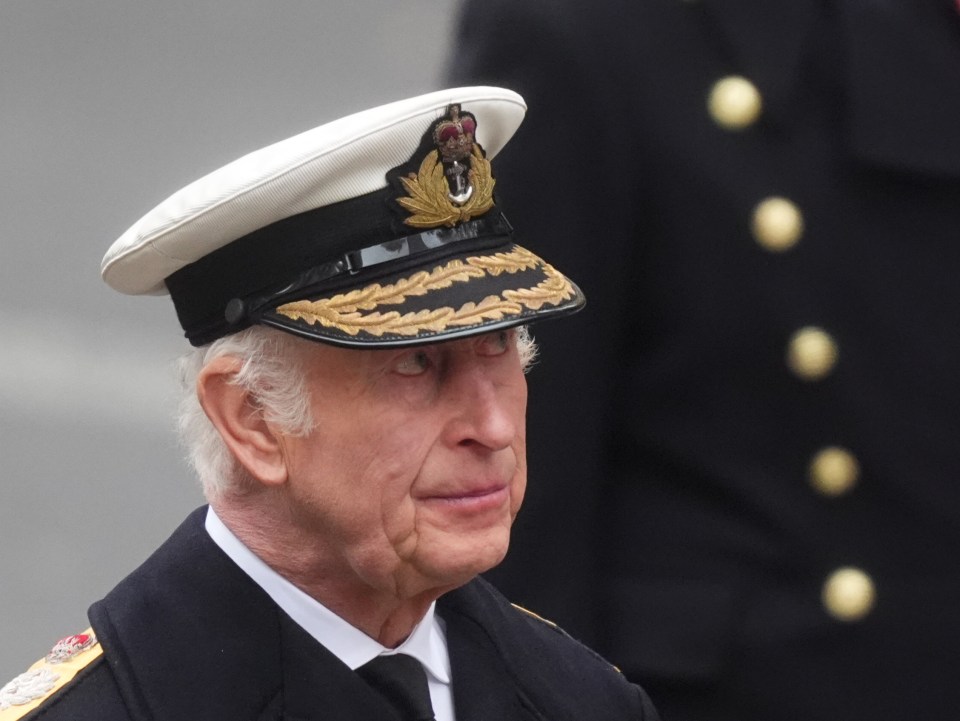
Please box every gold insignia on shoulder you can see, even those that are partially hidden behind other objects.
[0,629,102,719]
[396,103,496,229]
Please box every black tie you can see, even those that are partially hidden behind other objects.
[357,653,436,721]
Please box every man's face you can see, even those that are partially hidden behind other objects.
[279,329,528,602]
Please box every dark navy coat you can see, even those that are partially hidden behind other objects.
[450,0,960,719]
[13,508,657,720]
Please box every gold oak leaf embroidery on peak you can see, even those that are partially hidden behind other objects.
[330,307,458,336]
[274,252,575,337]
[467,247,541,275]
[282,259,487,318]
[328,296,524,337]
[503,270,576,310]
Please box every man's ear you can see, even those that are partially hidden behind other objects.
[196,356,288,486]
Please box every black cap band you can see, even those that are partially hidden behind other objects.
[165,185,512,346]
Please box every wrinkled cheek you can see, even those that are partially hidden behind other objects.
[509,474,526,522]
[345,522,419,596]
[509,440,527,519]
[380,495,424,561]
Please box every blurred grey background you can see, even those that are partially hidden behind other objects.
[0,0,459,680]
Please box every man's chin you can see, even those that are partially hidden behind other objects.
[412,533,512,591]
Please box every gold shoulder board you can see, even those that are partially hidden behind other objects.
[0,629,102,720]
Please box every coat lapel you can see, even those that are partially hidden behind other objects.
[273,613,401,721]
[89,509,285,721]
[89,508,402,721]
[440,585,544,721]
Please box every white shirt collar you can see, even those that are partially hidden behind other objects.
[204,507,451,684]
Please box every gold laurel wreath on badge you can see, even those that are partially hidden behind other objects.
[397,145,495,228]
[275,248,574,337]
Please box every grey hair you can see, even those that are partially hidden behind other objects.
[176,326,314,499]
[177,324,538,498]
[516,325,538,370]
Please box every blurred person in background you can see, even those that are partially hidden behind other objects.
[449,1,960,719]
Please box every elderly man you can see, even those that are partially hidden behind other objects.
[0,88,659,721]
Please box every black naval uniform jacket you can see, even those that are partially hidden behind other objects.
[451,1,960,720]
[21,508,658,720]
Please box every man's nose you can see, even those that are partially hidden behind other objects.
[442,364,523,452]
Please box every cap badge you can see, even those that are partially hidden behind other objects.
[396,104,495,229]
[45,633,97,665]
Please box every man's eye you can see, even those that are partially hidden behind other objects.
[478,330,512,356]
[394,350,431,376]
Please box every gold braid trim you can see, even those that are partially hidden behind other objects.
[275,250,575,338]
[504,268,576,310]
[283,259,487,316]
[397,145,495,228]
[467,246,541,275]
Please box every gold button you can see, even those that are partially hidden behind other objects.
[809,447,860,497]
[751,197,804,252]
[822,567,876,621]
[787,327,838,381]
[708,76,763,130]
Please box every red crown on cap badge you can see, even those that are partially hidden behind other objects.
[433,105,477,164]
[396,103,495,228]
